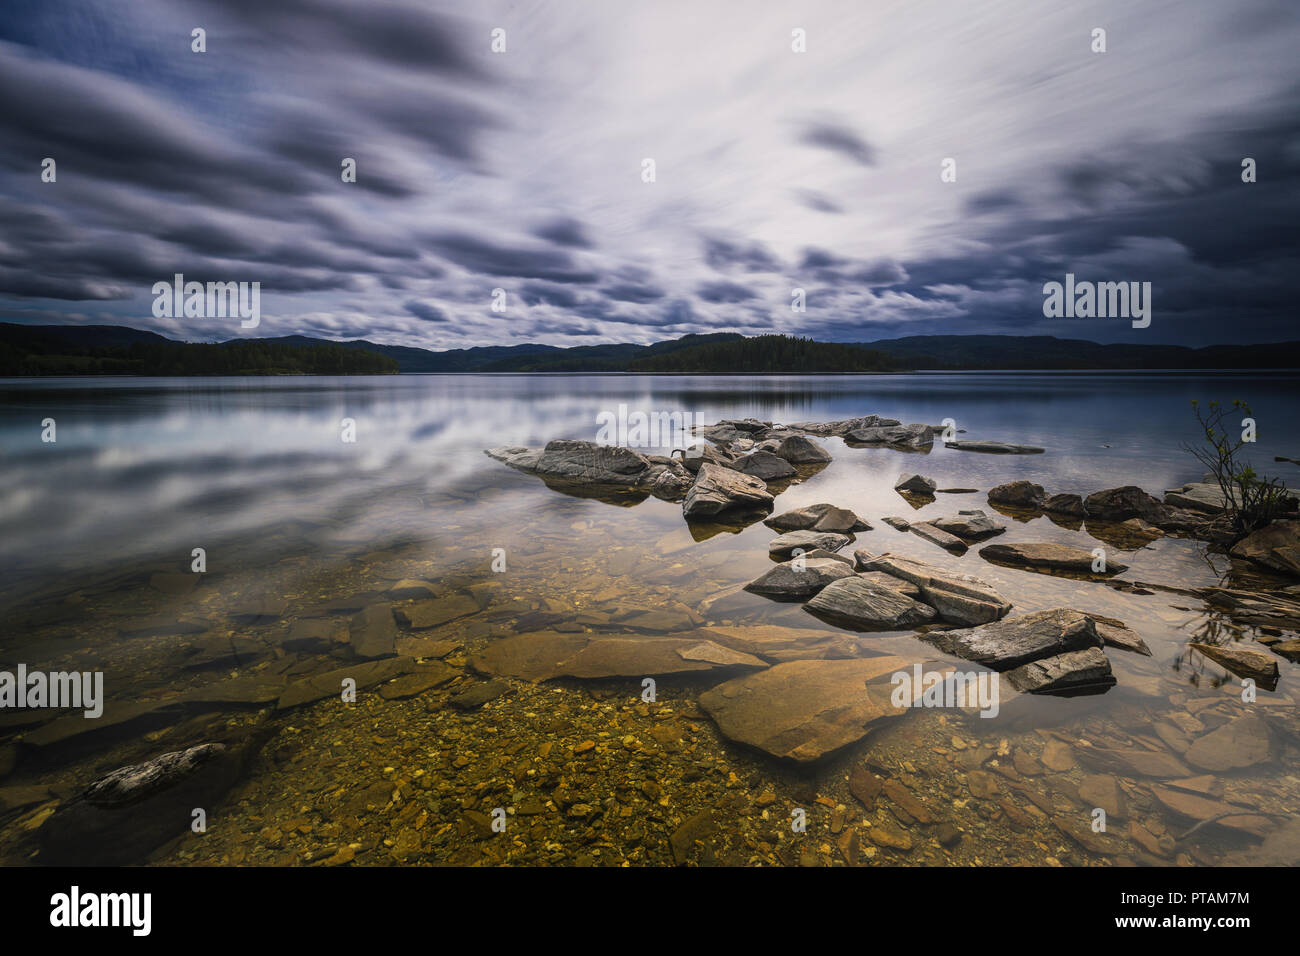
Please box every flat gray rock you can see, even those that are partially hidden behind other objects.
[1004,647,1115,694]
[847,424,934,449]
[804,577,937,630]
[929,510,1006,541]
[729,450,797,480]
[768,529,852,557]
[909,521,968,555]
[922,608,1103,670]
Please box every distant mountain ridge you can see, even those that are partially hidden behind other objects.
[2,323,1298,374]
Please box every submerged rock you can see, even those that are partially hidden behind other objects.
[945,441,1045,454]
[682,462,774,519]
[804,577,937,630]
[698,656,911,763]
[39,740,254,865]
[469,631,766,682]
[979,542,1128,575]
[1189,642,1280,683]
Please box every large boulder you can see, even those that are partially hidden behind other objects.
[1043,493,1086,517]
[769,434,832,464]
[728,450,797,481]
[744,557,857,600]
[895,473,937,495]
[804,577,937,630]
[1228,519,1300,576]
[979,542,1128,575]
[698,657,912,763]
[922,608,1103,670]
[682,462,774,519]
[988,480,1046,509]
[1083,485,1167,522]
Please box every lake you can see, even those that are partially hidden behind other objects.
[0,371,1297,866]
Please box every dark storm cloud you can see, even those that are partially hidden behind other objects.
[702,236,782,273]
[2,0,1299,349]
[425,232,599,283]
[602,282,665,303]
[798,248,907,286]
[405,300,449,323]
[531,217,593,249]
[799,121,876,167]
[203,0,486,78]
[696,279,756,303]
[519,282,584,308]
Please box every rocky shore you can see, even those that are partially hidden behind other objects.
[0,411,1296,868]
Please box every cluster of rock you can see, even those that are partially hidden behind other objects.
[487,427,836,524]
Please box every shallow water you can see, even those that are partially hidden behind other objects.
[1,372,1297,866]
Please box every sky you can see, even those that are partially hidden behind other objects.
[0,0,1297,350]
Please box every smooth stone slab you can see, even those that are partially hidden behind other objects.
[768,529,852,557]
[979,542,1129,574]
[744,557,857,599]
[1003,647,1115,694]
[698,656,912,763]
[945,441,1044,454]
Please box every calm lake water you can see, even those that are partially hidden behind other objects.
[1,372,1297,867]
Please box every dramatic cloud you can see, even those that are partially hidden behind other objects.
[0,0,1297,347]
